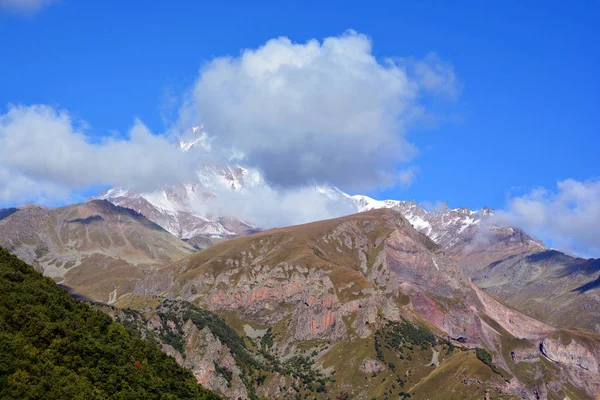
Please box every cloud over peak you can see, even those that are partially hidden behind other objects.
[0,31,458,221]
[496,179,600,258]
[179,31,458,191]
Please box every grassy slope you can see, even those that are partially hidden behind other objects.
[0,246,219,400]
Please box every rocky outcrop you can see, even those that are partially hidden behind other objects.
[108,303,251,399]
[510,347,540,364]
[540,337,599,374]
[178,322,248,400]
[359,358,386,374]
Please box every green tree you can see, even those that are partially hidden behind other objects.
[0,247,220,400]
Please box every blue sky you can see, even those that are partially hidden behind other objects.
[1,1,599,255]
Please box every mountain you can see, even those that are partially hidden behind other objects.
[95,183,258,250]
[93,138,600,336]
[342,192,545,261]
[0,199,195,303]
[94,131,543,260]
[0,246,219,399]
[119,209,600,399]
[472,250,600,332]
[92,130,261,248]
[345,193,600,333]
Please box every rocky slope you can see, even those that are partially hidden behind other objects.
[343,192,546,265]
[341,193,600,334]
[120,209,600,399]
[93,132,261,247]
[472,250,600,332]
[0,200,194,303]
[95,182,258,248]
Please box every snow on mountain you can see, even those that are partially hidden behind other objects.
[94,128,545,255]
[329,193,544,255]
[95,180,257,240]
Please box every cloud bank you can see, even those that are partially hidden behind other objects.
[187,183,357,228]
[179,31,457,191]
[0,0,57,15]
[496,179,600,258]
[0,104,207,205]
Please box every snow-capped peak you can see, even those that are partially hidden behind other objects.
[177,125,212,152]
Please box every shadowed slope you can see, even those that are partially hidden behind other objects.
[472,249,600,331]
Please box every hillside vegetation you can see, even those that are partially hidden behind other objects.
[0,246,219,400]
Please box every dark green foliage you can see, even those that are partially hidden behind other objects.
[213,362,232,387]
[260,327,274,350]
[475,347,494,368]
[255,374,266,386]
[181,304,261,371]
[0,247,220,399]
[475,347,501,375]
[476,348,493,366]
[315,381,326,393]
[160,319,186,355]
[282,356,321,385]
[383,320,436,348]
[374,332,385,361]
[375,319,436,363]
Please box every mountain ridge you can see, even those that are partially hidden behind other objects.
[0,199,195,303]
[121,207,600,399]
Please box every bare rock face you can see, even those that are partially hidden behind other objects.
[359,358,386,374]
[179,322,248,399]
[471,283,554,340]
[106,301,251,399]
[138,210,489,346]
[540,337,599,374]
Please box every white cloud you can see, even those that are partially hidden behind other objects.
[0,104,207,206]
[411,53,459,99]
[187,183,357,228]
[495,179,600,258]
[0,0,57,15]
[179,31,457,191]
[0,32,459,228]
[398,166,418,187]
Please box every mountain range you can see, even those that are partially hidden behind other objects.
[118,208,600,399]
[92,135,600,335]
[1,134,599,399]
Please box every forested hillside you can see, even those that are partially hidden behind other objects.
[0,246,220,400]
